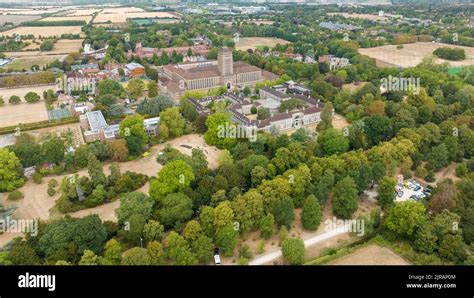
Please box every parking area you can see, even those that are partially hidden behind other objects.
[395,179,432,202]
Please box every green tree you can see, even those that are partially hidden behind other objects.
[143,220,164,243]
[119,214,146,246]
[272,197,295,229]
[231,190,265,233]
[301,195,322,230]
[146,241,164,265]
[107,139,129,162]
[332,177,358,219]
[79,250,99,265]
[377,176,396,209]
[316,102,333,131]
[9,95,20,104]
[147,80,159,98]
[165,231,198,265]
[86,184,105,207]
[11,133,42,167]
[24,91,40,103]
[159,107,186,139]
[215,222,239,257]
[116,192,154,225]
[317,128,349,156]
[157,193,193,229]
[182,220,203,242]
[121,247,151,265]
[103,238,122,264]
[0,148,24,192]
[191,235,214,264]
[438,234,467,263]
[385,201,427,238]
[7,240,40,265]
[260,213,275,239]
[149,160,195,201]
[98,78,123,97]
[87,154,106,187]
[127,78,145,100]
[119,114,147,155]
[427,143,449,171]
[363,114,393,146]
[204,112,237,149]
[414,223,438,254]
[40,39,54,51]
[281,238,305,265]
[42,137,65,164]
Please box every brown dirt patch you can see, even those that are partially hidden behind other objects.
[329,244,410,265]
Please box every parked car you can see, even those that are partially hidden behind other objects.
[214,247,221,265]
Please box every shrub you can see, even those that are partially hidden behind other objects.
[8,190,24,201]
[32,172,43,184]
[48,179,58,188]
[424,171,436,182]
[278,226,289,246]
[281,238,305,265]
[414,166,428,178]
[455,163,468,177]
[238,257,249,265]
[257,240,265,254]
[433,47,466,61]
[47,187,56,197]
[239,244,253,260]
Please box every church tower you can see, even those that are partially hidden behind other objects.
[218,47,233,76]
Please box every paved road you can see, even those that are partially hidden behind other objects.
[249,226,348,265]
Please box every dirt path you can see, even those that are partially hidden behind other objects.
[249,225,349,265]
[329,244,410,265]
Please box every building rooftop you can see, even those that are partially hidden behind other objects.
[86,111,108,131]
[71,63,99,71]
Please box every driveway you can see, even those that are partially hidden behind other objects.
[249,225,348,265]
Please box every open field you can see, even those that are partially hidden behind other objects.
[40,15,92,23]
[0,14,41,25]
[332,113,350,130]
[329,244,410,265]
[0,84,56,100]
[102,7,144,13]
[69,9,102,16]
[0,101,49,127]
[359,42,474,68]
[0,8,62,15]
[0,26,83,38]
[5,55,62,70]
[327,12,388,21]
[342,82,367,92]
[4,39,83,56]
[235,37,290,51]
[94,11,180,24]
[48,39,83,54]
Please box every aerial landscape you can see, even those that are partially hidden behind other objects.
[0,0,473,275]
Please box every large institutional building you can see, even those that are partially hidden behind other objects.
[187,81,328,134]
[159,47,277,99]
